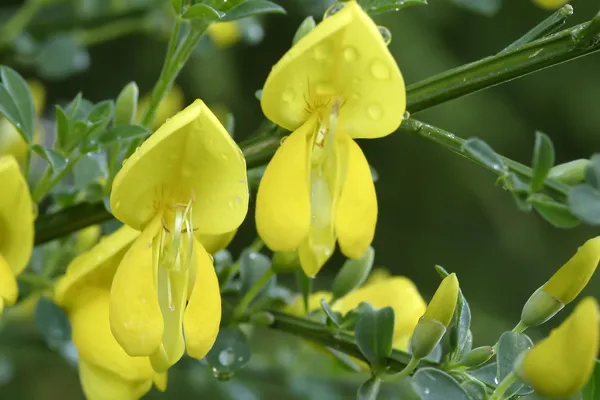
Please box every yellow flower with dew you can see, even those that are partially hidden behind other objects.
[55,224,236,399]
[0,155,34,315]
[521,236,600,327]
[256,0,406,277]
[208,22,242,48]
[137,85,185,130]
[532,0,569,10]
[0,80,46,161]
[516,297,599,398]
[286,275,425,352]
[108,99,248,372]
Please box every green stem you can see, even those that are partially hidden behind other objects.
[32,154,84,203]
[384,356,421,382]
[400,118,570,200]
[75,17,150,46]
[233,268,275,320]
[512,320,528,334]
[490,371,518,400]
[18,272,53,289]
[500,5,573,53]
[0,0,44,50]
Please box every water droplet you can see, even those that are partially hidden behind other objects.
[367,103,383,120]
[211,367,235,381]
[403,110,410,120]
[280,135,289,145]
[370,59,390,80]
[378,26,392,45]
[315,82,336,96]
[220,153,229,161]
[121,157,129,166]
[114,200,122,209]
[323,3,344,18]
[343,46,358,62]
[219,348,236,367]
[169,303,175,311]
[314,44,328,61]
[282,88,296,103]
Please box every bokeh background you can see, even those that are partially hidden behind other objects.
[1,0,599,398]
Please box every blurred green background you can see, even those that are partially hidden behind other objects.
[1,0,599,398]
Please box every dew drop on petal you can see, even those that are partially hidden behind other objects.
[343,46,358,62]
[314,45,328,61]
[280,135,288,145]
[282,88,296,103]
[370,59,390,80]
[220,153,229,161]
[367,104,383,120]
[403,110,411,120]
[323,3,344,18]
[378,26,392,45]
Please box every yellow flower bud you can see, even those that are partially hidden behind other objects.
[423,273,459,327]
[208,22,242,48]
[517,297,599,398]
[532,0,568,10]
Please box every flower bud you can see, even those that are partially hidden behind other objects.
[250,311,275,326]
[331,246,374,300]
[532,0,568,10]
[292,16,316,45]
[516,297,599,398]
[409,273,459,358]
[114,82,139,125]
[521,236,600,327]
[548,159,588,185]
[460,346,494,368]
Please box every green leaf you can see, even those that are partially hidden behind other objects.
[460,380,488,400]
[221,0,286,22]
[55,106,70,151]
[582,360,600,400]
[205,327,251,377]
[531,131,555,192]
[114,82,139,126]
[339,302,374,331]
[32,145,68,174]
[469,363,497,388]
[0,84,23,140]
[585,154,600,190]
[87,100,114,124]
[358,0,427,15]
[295,269,313,314]
[73,154,106,189]
[412,368,471,400]
[320,298,341,326]
[549,159,588,185]
[496,332,533,397]
[450,0,501,16]
[34,297,71,349]
[331,246,374,300]
[293,16,316,45]
[239,249,275,298]
[34,35,90,80]
[0,66,35,140]
[171,0,182,13]
[354,306,395,367]
[530,193,580,228]
[568,184,600,225]
[463,138,508,174]
[97,125,149,146]
[357,377,382,400]
[183,3,225,19]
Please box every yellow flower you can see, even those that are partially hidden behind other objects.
[256,0,406,277]
[517,297,599,398]
[532,0,568,10]
[0,80,46,161]
[208,22,242,48]
[137,86,185,130]
[286,275,425,351]
[55,226,166,400]
[423,273,459,327]
[0,155,34,315]
[109,99,248,372]
[76,225,102,253]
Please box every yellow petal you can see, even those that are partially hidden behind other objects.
[334,277,426,351]
[256,118,314,251]
[0,120,28,160]
[153,372,168,392]
[0,254,17,306]
[183,240,221,359]
[284,291,332,316]
[520,297,599,397]
[335,137,377,259]
[79,359,153,400]
[0,155,34,275]
[261,1,405,138]
[27,79,46,116]
[55,225,139,309]
[110,215,163,357]
[423,273,459,327]
[111,99,248,235]
[208,22,242,48]
[543,236,600,304]
[196,229,237,255]
[71,289,155,382]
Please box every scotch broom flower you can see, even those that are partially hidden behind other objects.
[256,0,406,277]
[516,297,599,398]
[208,22,242,48]
[0,155,34,315]
[108,99,249,372]
[521,236,600,327]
